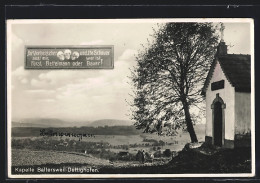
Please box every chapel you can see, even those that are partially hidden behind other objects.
[201,30,251,148]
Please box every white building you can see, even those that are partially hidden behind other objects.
[201,41,251,148]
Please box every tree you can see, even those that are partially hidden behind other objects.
[130,23,219,143]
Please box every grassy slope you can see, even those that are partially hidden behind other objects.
[98,145,252,174]
[12,149,111,167]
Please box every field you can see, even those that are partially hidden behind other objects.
[11,125,206,172]
[12,149,110,167]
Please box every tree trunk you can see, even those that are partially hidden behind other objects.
[182,99,198,143]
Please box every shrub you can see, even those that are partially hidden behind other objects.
[163,149,172,157]
[154,150,161,158]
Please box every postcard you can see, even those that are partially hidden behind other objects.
[7,19,255,178]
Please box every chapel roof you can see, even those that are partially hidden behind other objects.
[201,54,251,96]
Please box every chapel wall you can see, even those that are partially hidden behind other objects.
[205,60,235,140]
[235,92,251,134]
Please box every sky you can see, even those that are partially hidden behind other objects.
[8,20,252,122]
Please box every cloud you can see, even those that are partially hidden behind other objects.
[12,66,29,77]
[31,78,50,88]
[55,49,137,101]
[30,69,100,89]
[36,48,138,120]
[12,47,138,120]
[12,66,30,84]
[28,49,137,91]
[100,49,137,77]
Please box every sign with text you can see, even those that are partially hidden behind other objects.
[211,80,225,91]
[25,46,114,69]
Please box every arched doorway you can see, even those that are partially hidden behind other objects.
[211,94,226,147]
[214,101,222,146]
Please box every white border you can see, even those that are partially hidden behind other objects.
[7,18,255,178]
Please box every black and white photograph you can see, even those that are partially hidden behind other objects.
[7,19,255,178]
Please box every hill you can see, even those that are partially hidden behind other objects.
[88,119,134,127]
[12,118,133,128]
[12,118,90,128]
[12,122,50,128]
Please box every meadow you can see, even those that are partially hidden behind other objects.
[11,124,205,168]
[12,149,111,167]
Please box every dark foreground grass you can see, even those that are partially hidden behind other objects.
[99,145,251,174]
